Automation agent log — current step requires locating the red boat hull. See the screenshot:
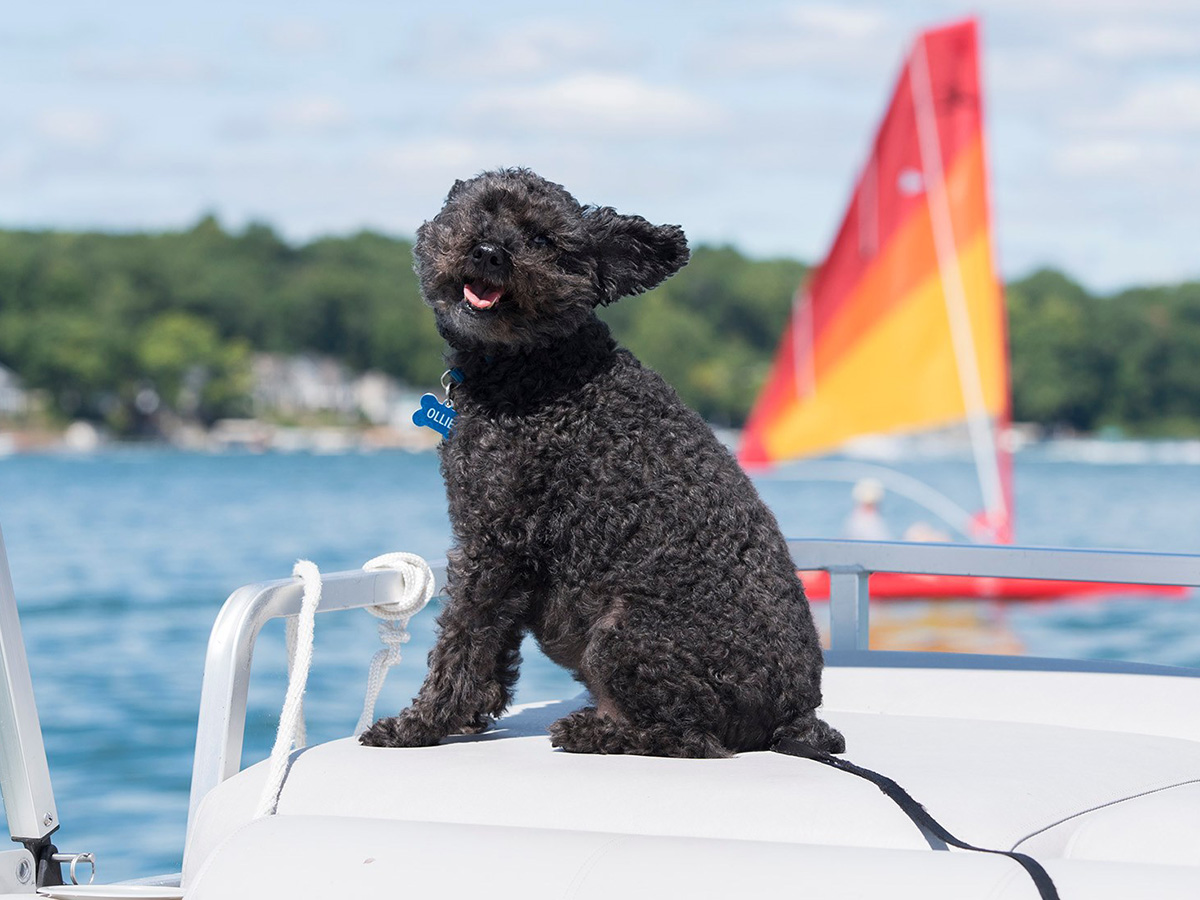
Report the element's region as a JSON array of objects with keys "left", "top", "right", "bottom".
[{"left": 799, "top": 570, "right": 1189, "bottom": 601}]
